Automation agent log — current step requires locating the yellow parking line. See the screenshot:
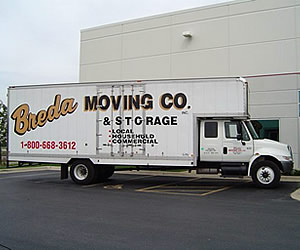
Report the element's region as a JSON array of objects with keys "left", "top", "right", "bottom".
[
  {"left": 137, "top": 182, "right": 177, "bottom": 191},
  {"left": 136, "top": 177, "right": 201, "bottom": 192},
  {"left": 135, "top": 176, "right": 240, "bottom": 196},
  {"left": 83, "top": 175, "right": 155, "bottom": 189},
  {"left": 123, "top": 175, "right": 156, "bottom": 182},
  {"left": 200, "top": 181, "right": 252, "bottom": 196},
  {"left": 156, "top": 189, "right": 214, "bottom": 192},
  {"left": 137, "top": 186, "right": 233, "bottom": 197},
  {"left": 104, "top": 184, "right": 123, "bottom": 190},
  {"left": 200, "top": 186, "right": 233, "bottom": 196},
  {"left": 83, "top": 174, "right": 240, "bottom": 197},
  {"left": 155, "top": 185, "right": 219, "bottom": 189},
  {"left": 136, "top": 189, "right": 206, "bottom": 197}
]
